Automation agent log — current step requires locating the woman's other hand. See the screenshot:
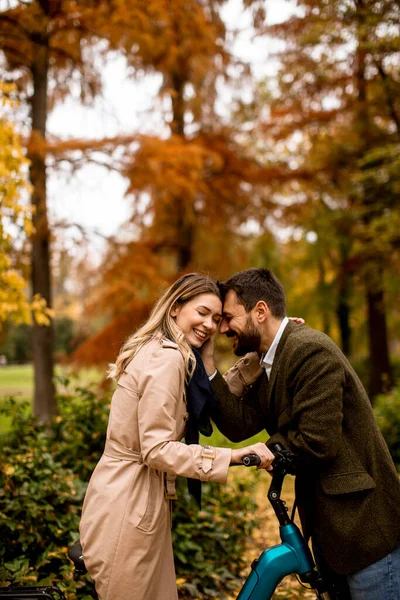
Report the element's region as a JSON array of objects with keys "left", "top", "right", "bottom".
[
  {"left": 230, "top": 442, "right": 275, "bottom": 471},
  {"left": 289, "top": 317, "right": 305, "bottom": 324}
]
